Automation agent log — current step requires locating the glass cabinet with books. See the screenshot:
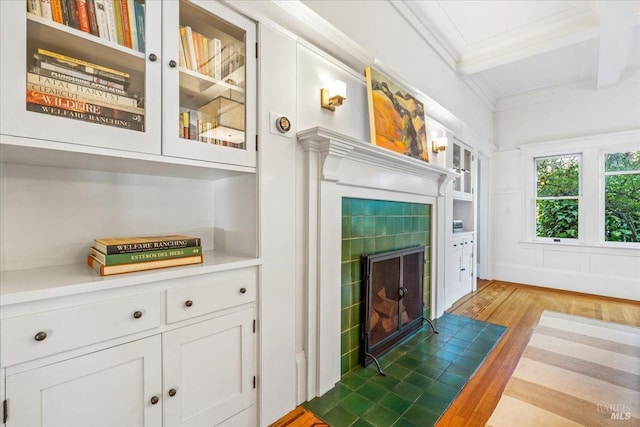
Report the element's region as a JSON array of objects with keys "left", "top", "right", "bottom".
[
  {"left": 161, "top": 0, "right": 256, "bottom": 168},
  {"left": 0, "top": 0, "right": 161, "bottom": 154},
  {"left": 1, "top": 0, "right": 256, "bottom": 168}
]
